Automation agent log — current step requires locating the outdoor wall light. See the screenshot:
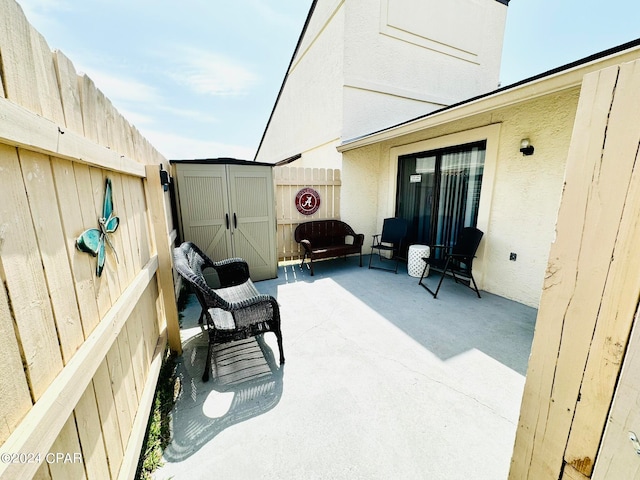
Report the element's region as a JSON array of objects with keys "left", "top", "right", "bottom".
[
  {"left": 520, "top": 138, "right": 534, "bottom": 156},
  {"left": 159, "top": 165, "right": 171, "bottom": 191}
]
